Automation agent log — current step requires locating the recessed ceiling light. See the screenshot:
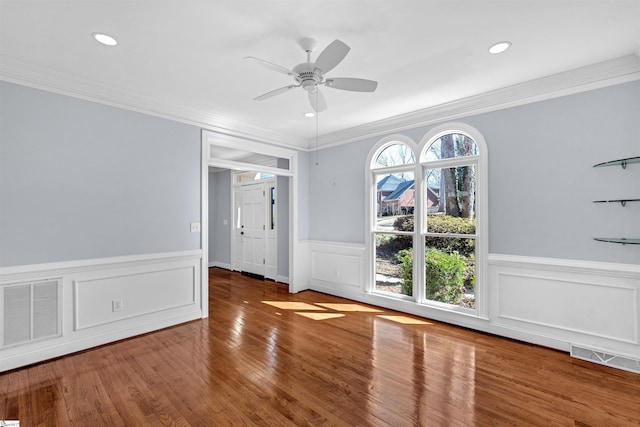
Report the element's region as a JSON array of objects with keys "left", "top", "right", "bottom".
[
  {"left": 92, "top": 32, "right": 118, "bottom": 46},
  {"left": 488, "top": 41, "right": 511, "bottom": 54},
  {"left": 304, "top": 112, "right": 316, "bottom": 118}
]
